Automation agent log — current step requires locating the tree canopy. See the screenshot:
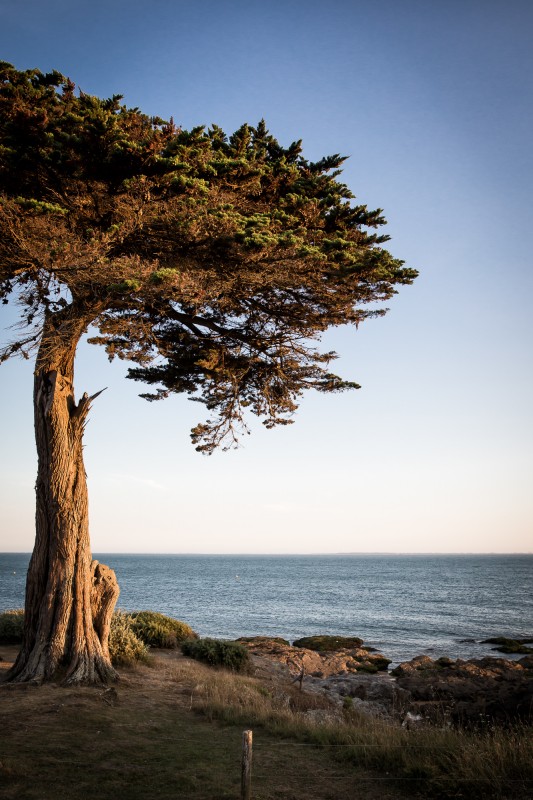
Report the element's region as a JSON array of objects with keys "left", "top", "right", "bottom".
[{"left": 0, "top": 62, "right": 417, "bottom": 451}]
